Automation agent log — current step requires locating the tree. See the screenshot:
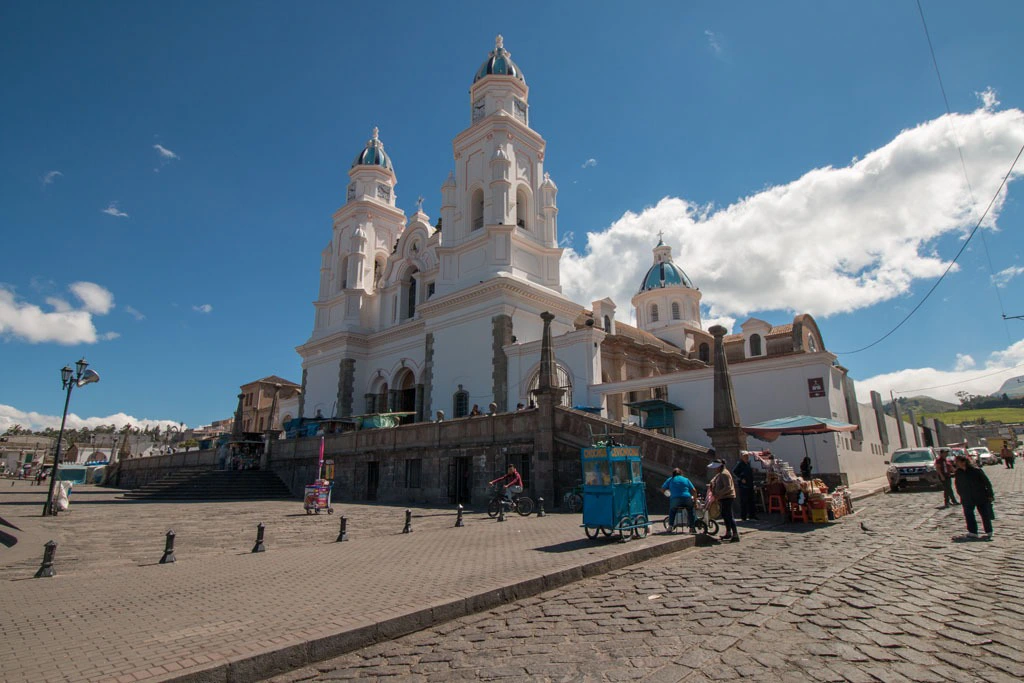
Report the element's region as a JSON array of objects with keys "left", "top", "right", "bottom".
[{"left": 3, "top": 424, "right": 24, "bottom": 436}]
